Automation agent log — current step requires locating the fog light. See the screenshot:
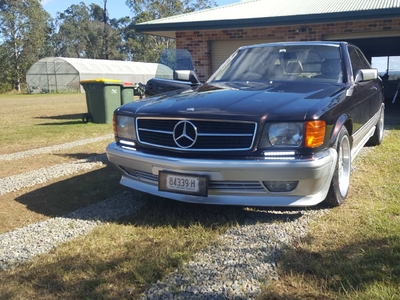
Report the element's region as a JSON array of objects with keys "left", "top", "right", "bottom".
[
  {"left": 120, "top": 140, "right": 136, "bottom": 147},
  {"left": 119, "top": 139, "right": 136, "bottom": 150},
  {"left": 263, "top": 181, "right": 298, "bottom": 192},
  {"left": 263, "top": 151, "right": 296, "bottom": 160}
]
